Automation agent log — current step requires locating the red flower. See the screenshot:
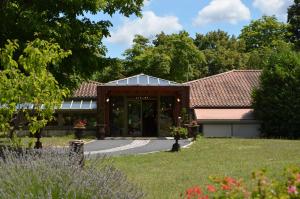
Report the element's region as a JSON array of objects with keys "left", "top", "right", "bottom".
[
  {"left": 288, "top": 185, "right": 298, "bottom": 195},
  {"left": 198, "top": 195, "right": 209, "bottom": 199},
  {"left": 224, "top": 177, "right": 237, "bottom": 185},
  {"left": 184, "top": 186, "right": 203, "bottom": 199},
  {"left": 221, "top": 184, "right": 231, "bottom": 191},
  {"left": 194, "top": 186, "right": 202, "bottom": 194},
  {"left": 74, "top": 119, "right": 87, "bottom": 128},
  {"left": 206, "top": 185, "right": 216, "bottom": 192}
]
